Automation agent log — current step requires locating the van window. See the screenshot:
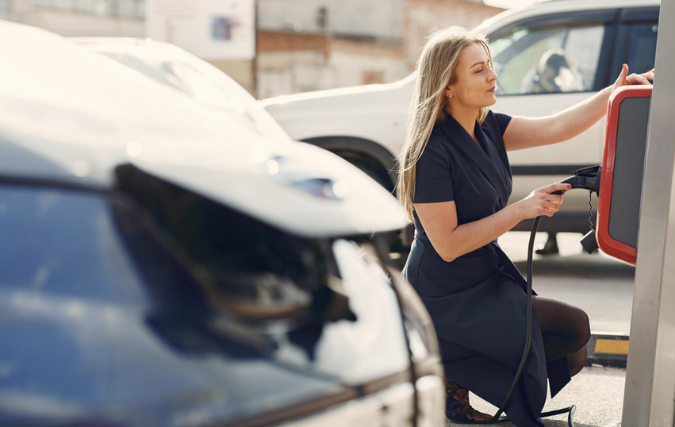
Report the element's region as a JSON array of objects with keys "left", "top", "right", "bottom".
[
  {"left": 626, "top": 23, "right": 658, "bottom": 74},
  {"left": 490, "top": 24, "right": 605, "bottom": 95}
]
